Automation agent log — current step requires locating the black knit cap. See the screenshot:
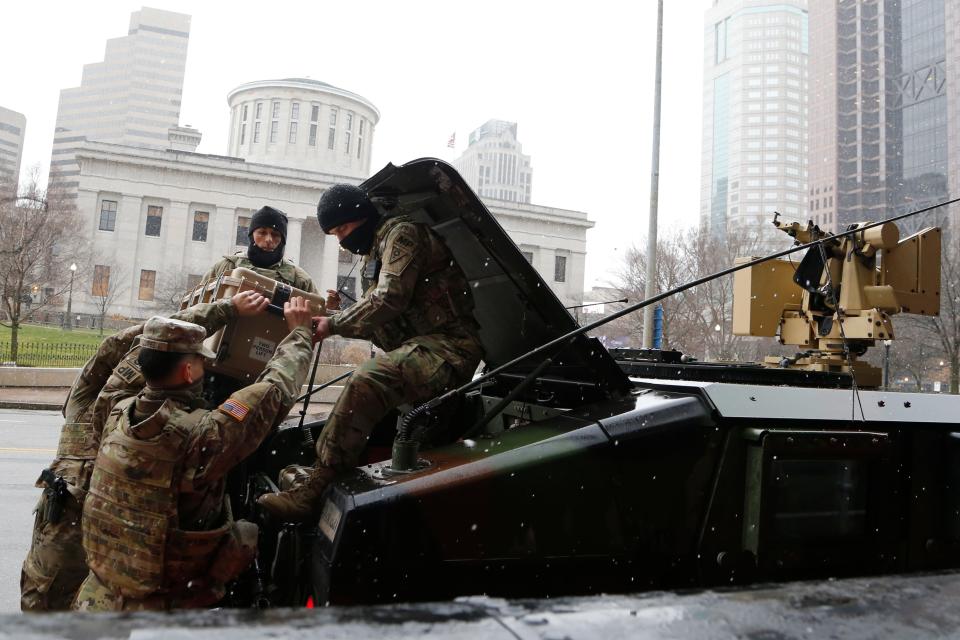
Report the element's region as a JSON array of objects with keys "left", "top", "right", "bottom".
[
  {"left": 317, "top": 184, "right": 378, "bottom": 233},
  {"left": 249, "top": 206, "right": 288, "bottom": 241}
]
